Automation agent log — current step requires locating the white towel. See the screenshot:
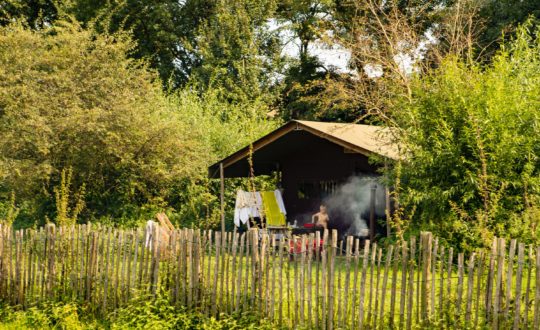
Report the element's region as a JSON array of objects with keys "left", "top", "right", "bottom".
[{"left": 234, "top": 190, "right": 263, "bottom": 227}]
